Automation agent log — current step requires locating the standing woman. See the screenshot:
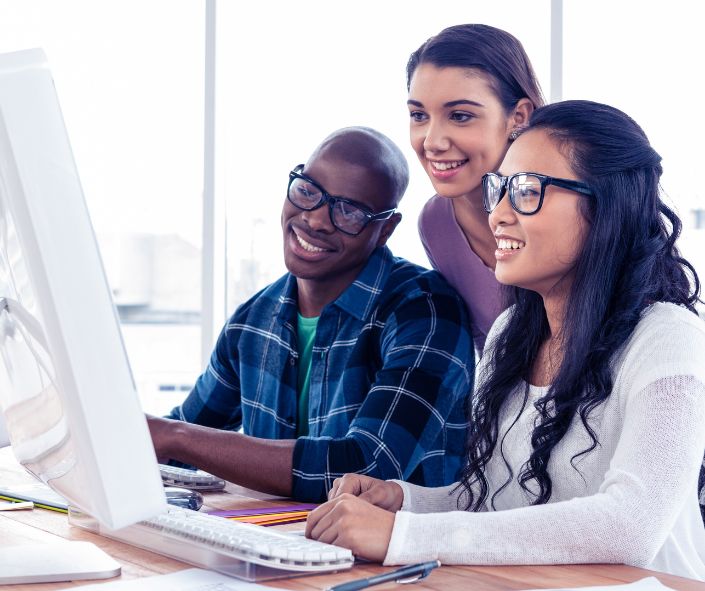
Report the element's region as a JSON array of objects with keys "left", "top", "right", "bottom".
[
  {"left": 306, "top": 101, "right": 705, "bottom": 580},
  {"left": 409, "top": 24, "right": 544, "bottom": 351}
]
